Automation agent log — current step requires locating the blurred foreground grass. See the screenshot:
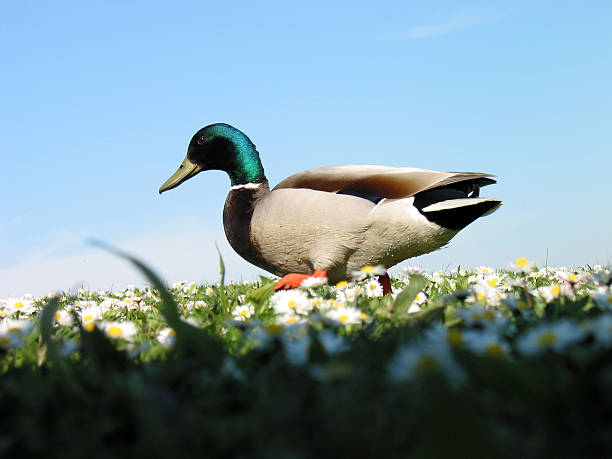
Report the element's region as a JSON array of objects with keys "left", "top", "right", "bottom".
[{"left": 1, "top": 252, "right": 612, "bottom": 458}]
